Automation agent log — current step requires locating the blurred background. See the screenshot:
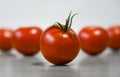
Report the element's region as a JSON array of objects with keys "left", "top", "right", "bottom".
[
  {"left": 0, "top": 0, "right": 120, "bottom": 33},
  {"left": 0, "top": 0, "right": 120, "bottom": 77}
]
